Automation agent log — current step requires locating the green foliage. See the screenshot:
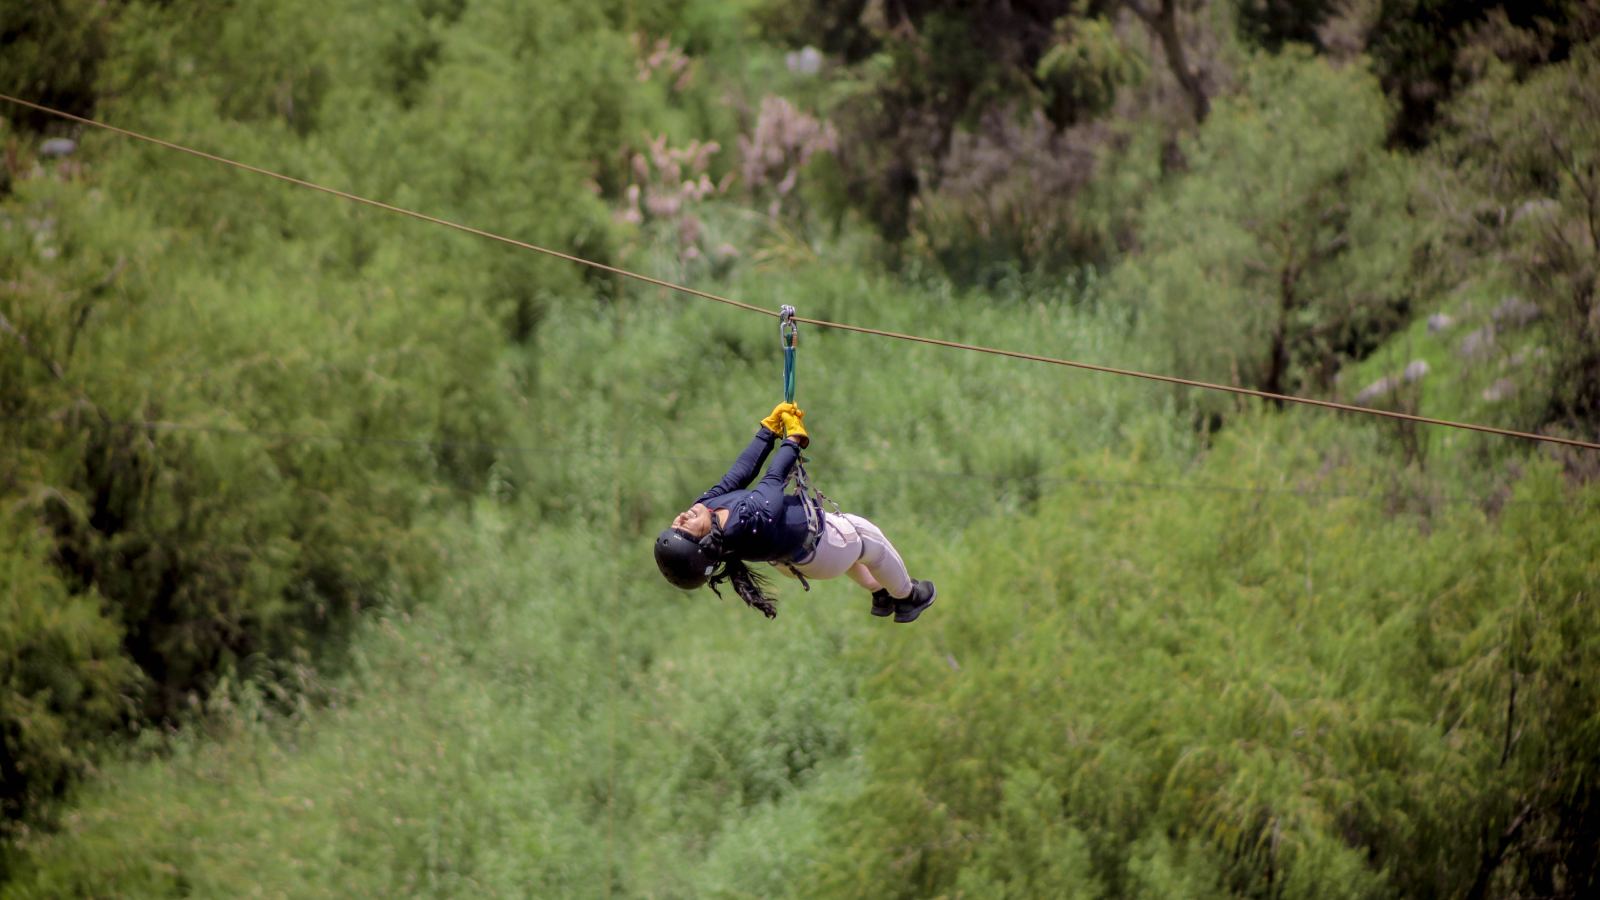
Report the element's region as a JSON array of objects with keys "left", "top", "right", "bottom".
[
  {"left": 9, "top": 265, "right": 1598, "bottom": 896},
  {"left": 766, "top": 0, "right": 1166, "bottom": 269},
  {"left": 1112, "top": 49, "right": 1418, "bottom": 407},
  {"left": 809, "top": 431, "right": 1600, "bottom": 897},
  {"left": 1, "top": 0, "right": 714, "bottom": 832},
  {"left": 0, "top": 156, "right": 466, "bottom": 826},
  {"left": 1233, "top": 0, "right": 1338, "bottom": 52},
  {"left": 0, "top": 0, "right": 120, "bottom": 129},
  {"left": 1038, "top": 15, "right": 1147, "bottom": 126},
  {"left": 6, "top": 0, "right": 1600, "bottom": 895},
  {"left": 1427, "top": 40, "right": 1600, "bottom": 438},
  {"left": 0, "top": 510, "right": 858, "bottom": 896},
  {"left": 0, "top": 206, "right": 1168, "bottom": 893},
  {"left": 0, "top": 513, "right": 137, "bottom": 834},
  {"left": 909, "top": 113, "right": 1165, "bottom": 283},
  {"left": 1367, "top": 0, "right": 1598, "bottom": 146},
  {"left": 952, "top": 767, "right": 1106, "bottom": 899}
]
